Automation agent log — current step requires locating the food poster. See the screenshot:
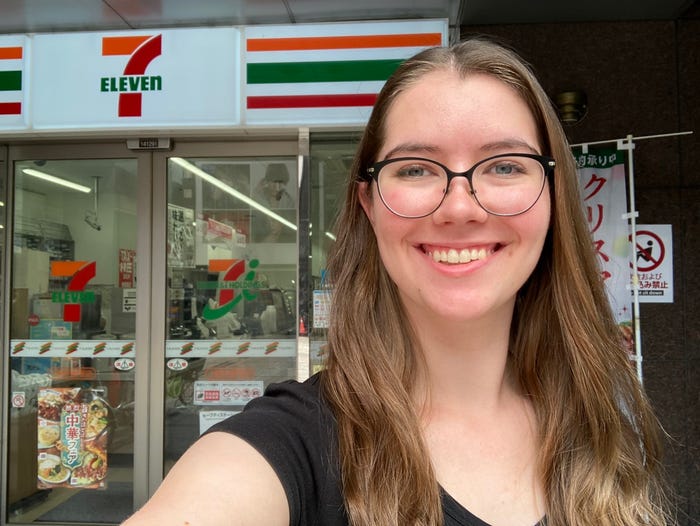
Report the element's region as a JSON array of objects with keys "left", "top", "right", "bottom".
[{"left": 37, "top": 387, "right": 109, "bottom": 489}]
